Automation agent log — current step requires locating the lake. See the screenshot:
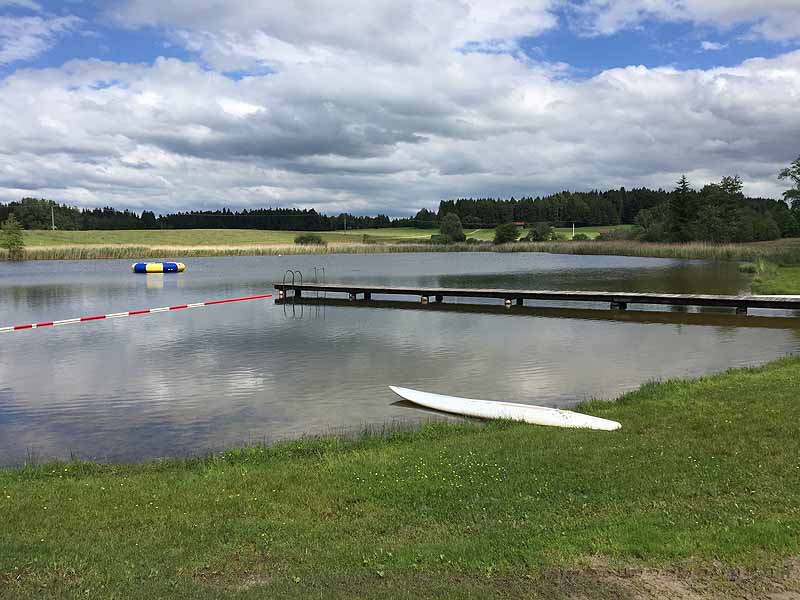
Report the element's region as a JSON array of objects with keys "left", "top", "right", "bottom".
[{"left": 1, "top": 252, "right": 799, "bottom": 465}]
